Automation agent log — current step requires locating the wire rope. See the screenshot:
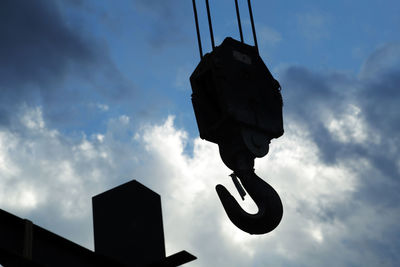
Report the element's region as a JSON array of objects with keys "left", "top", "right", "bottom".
[
  {"left": 234, "top": 0, "right": 244, "bottom": 43},
  {"left": 192, "top": 0, "right": 203, "bottom": 59}
]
